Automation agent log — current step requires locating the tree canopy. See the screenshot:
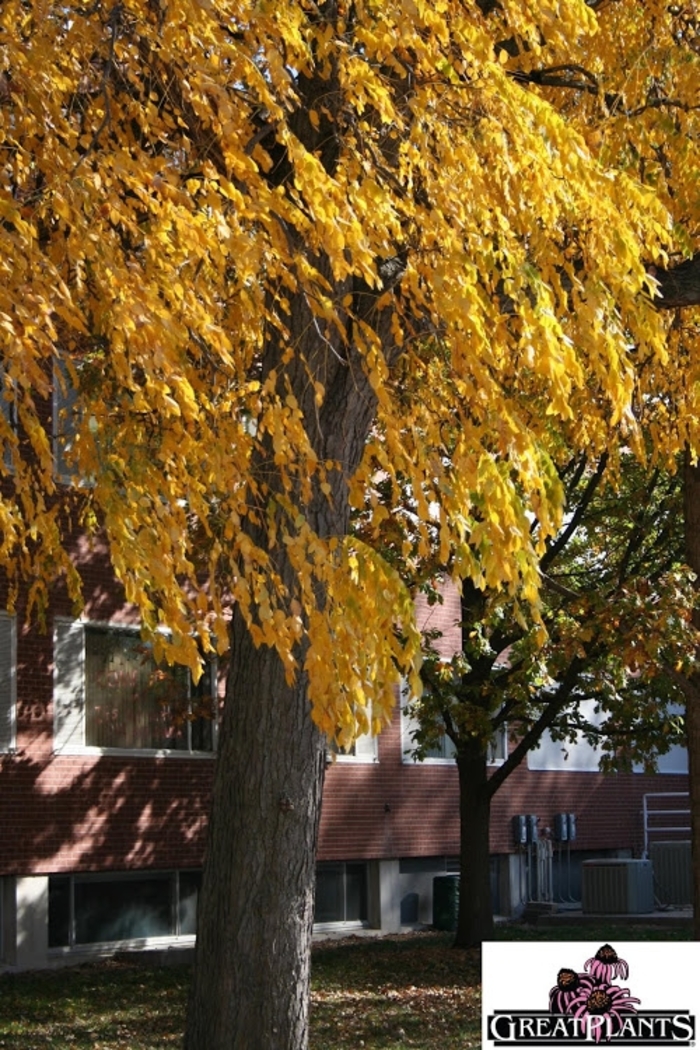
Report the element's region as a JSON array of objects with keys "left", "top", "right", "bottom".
[
  {"left": 2, "top": 1, "right": 699, "bottom": 733},
  {"left": 407, "top": 452, "right": 694, "bottom": 776}
]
